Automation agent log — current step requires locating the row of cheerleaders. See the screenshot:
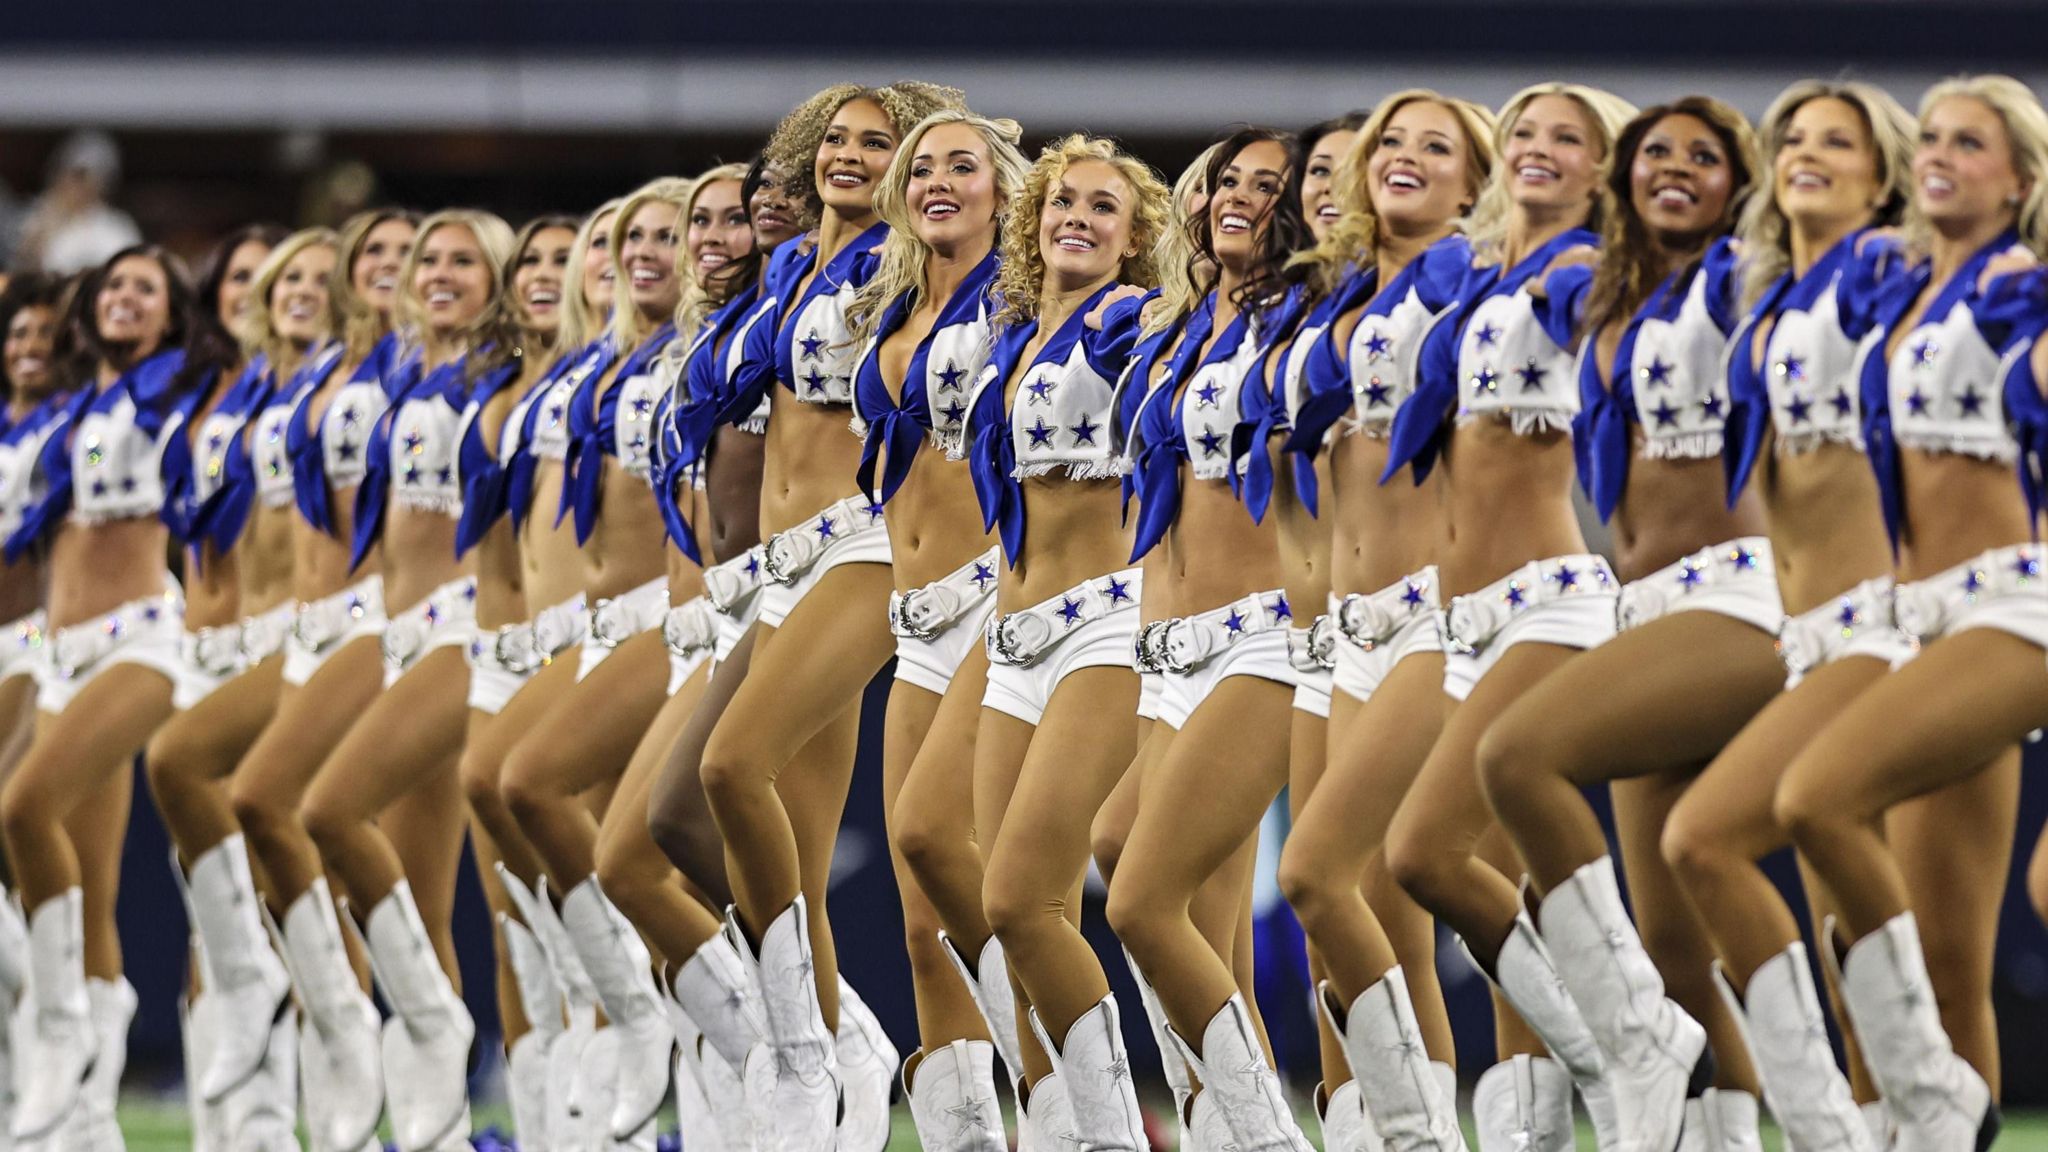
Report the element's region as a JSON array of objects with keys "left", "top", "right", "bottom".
[{"left": 0, "top": 69, "right": 2043, "bottom": 1152}]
